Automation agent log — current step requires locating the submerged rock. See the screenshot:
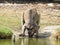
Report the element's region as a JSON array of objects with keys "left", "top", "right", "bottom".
[{"left": 37, "top": 32, "right": 51, "bottom": 38}]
